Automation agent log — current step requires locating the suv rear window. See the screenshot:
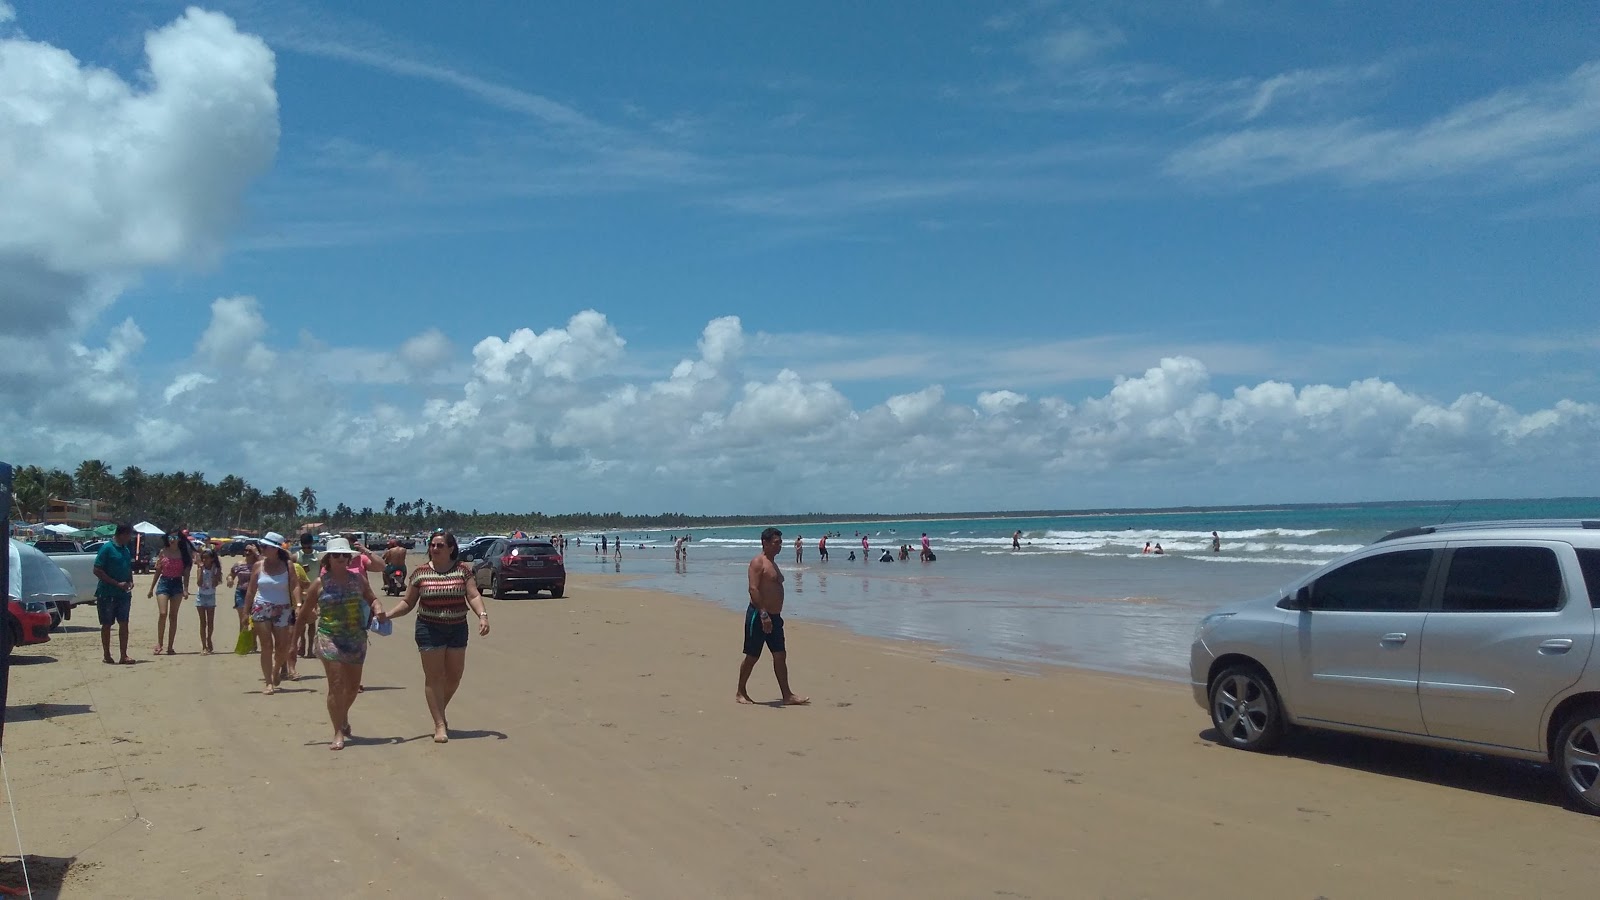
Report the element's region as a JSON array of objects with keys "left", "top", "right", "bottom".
[
  {"left": 1309, "top": 549, "right": 1432, "bottom": 612},
  {"left": 510, "top": 543, "right": 555, "bottom": 556},
  {"left": 1578, "top": 549, "right": 1600, "bottom": 609},
  {"left": 1440, "top": 546, "right": 1563, "bottom": 612}
]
